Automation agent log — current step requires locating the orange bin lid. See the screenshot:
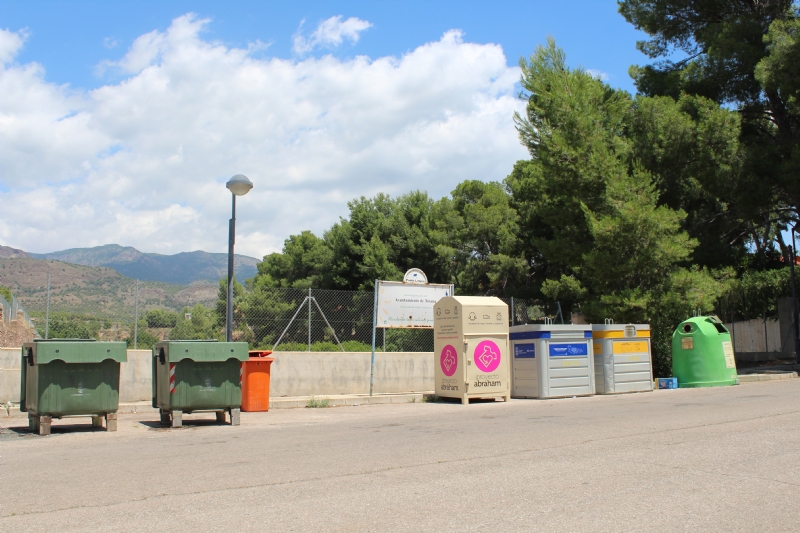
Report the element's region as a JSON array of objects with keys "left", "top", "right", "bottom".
[{"left": 248, "top": 350, "right": 273, "bottom": 357}]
